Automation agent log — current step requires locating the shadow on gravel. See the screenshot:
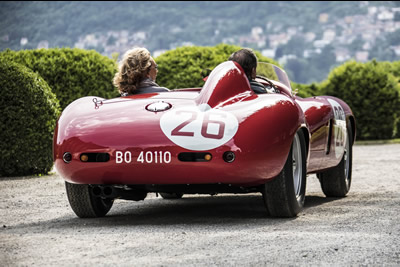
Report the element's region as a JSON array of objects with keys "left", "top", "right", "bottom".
[
  {"left": 19, "top": 194, "right": 344, "bottom": 230},
  {"left": 107, "top": 194, "right": 341, "bottom": 223},
  {"left": 111, "top": 194, "right": 267, "bottom": 220},
  {"left": 6, "top": 194, "right": 346, "bottom": 232},
  {"left": 61, "top": 195, "right": 273, "bottom": 228},
  {"left": 304, "top": 195, "right": 341, "bottom": 209}
]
